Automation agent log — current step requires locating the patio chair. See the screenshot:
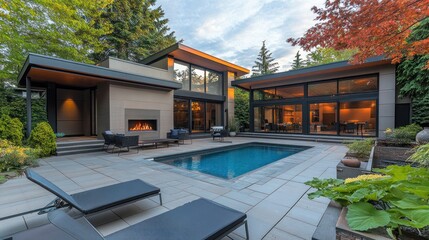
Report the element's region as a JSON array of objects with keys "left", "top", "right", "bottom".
[
  {"left": 112, "top": 135, "right": 139, "bottom": 155},
  {"left": 213, "top": 129, "right": 228, "bottom": 142},
  {"left": 6, "top": 198, "right": 249, "bottom": 240},
  {"left": 167, "top": 129, "right": 192, "bottom": 144},
  {"left": 24, "top": 169, "right": 162, "bottom": 215},
  {"left": 102, "top": 131, "right": 115, "bottom": 151}
]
